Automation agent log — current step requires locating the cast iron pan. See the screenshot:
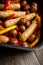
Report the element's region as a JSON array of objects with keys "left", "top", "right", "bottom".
[{"left": 0, "top": 0, "right": 43, "bottom": 51}]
